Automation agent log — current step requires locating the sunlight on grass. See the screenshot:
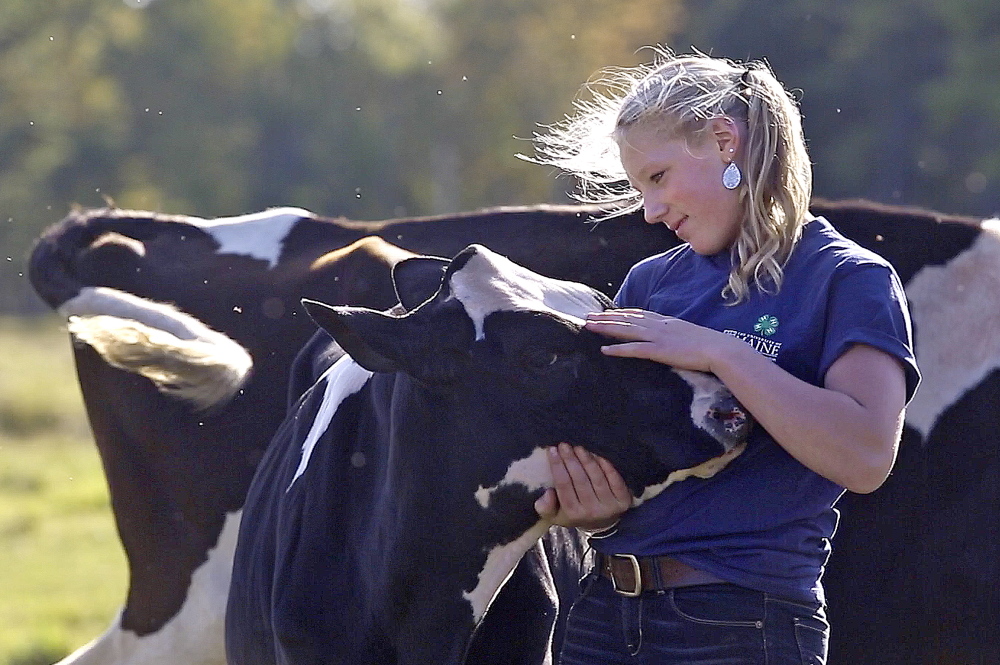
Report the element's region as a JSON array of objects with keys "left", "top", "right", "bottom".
[{"left": 0, "top": 317, "right": 127, "bottom": 665}]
